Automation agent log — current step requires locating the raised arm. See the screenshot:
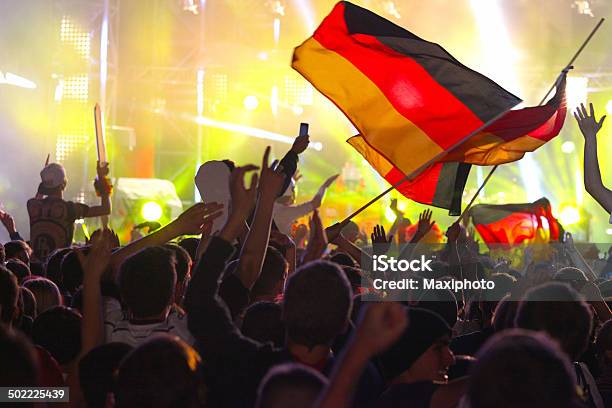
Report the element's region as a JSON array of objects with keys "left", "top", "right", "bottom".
[
  {"left": 0, "top": 210, "right": 24, "bottom": 241},
  {"left": 236, "top": 148, "right": 286, "bottom": 289},
  {"left": 84, "top": 162, "right": 112, "bottom": 218},
  {"left": 110, "top": 202, "right": 223, "bottom": 273},
  {"left": 277, "top": 133, "right": 309, "bottom": 196},
  {"left": 574, "top": 103, "right": 612, "bottom": 214}
]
